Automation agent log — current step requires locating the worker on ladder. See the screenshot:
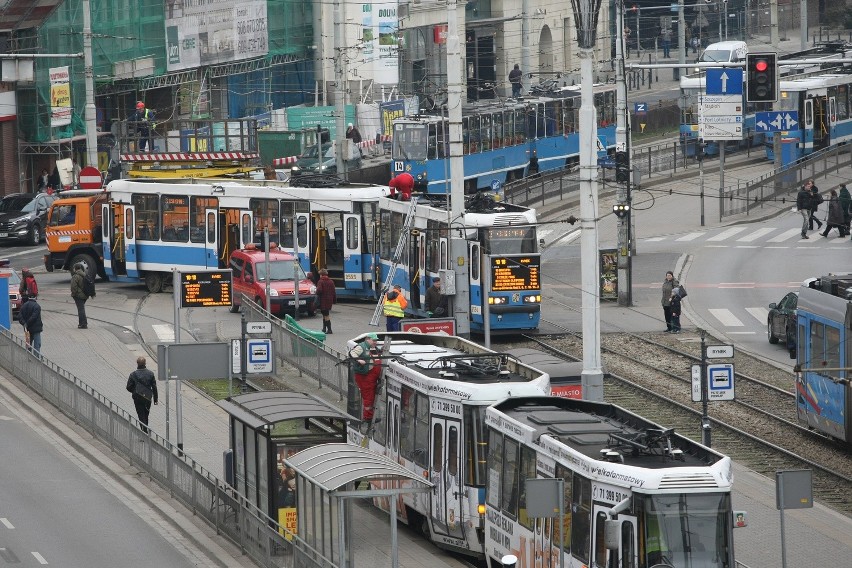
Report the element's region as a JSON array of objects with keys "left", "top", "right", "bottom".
[
  {"left": 383, "top": 284, "right": 407, "bottom": 332},
  {"left": 389, "top": 172, "right": 414, "bottom": 200}
]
